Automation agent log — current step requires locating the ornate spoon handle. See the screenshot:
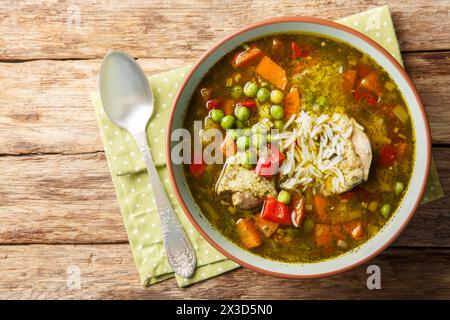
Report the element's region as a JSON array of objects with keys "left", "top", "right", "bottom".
[{"left": 133, "top": 131, "right": 196, "bottom": 278}]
